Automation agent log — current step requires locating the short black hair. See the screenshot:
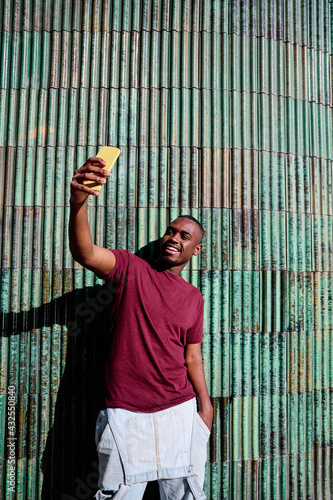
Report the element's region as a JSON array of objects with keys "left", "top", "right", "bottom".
[{"left": 175, "top": 214, "right": 204, "bottom": 241}]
